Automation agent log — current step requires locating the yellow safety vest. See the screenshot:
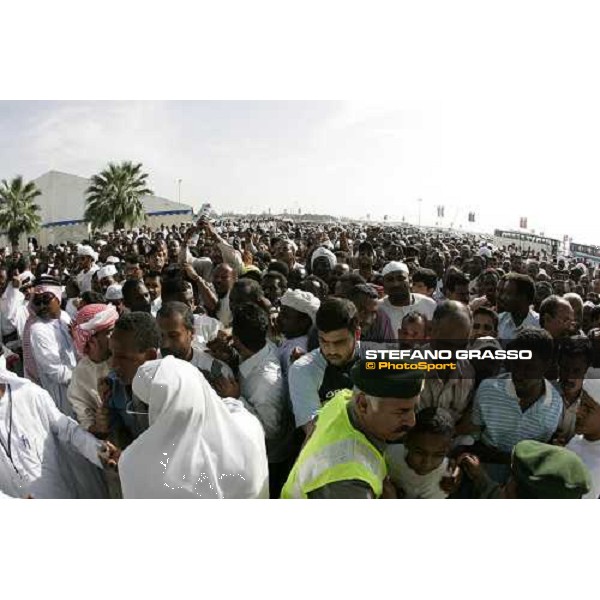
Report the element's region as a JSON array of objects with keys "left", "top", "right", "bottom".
[{"left": 281, "top": 389, "right": 387, "bottom": 499}]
